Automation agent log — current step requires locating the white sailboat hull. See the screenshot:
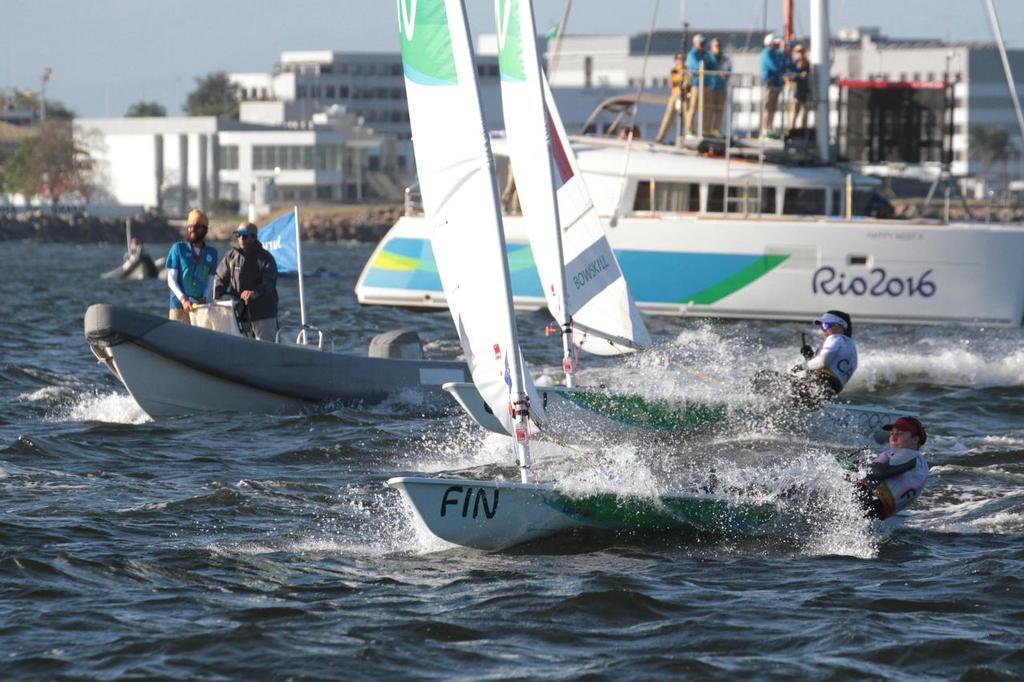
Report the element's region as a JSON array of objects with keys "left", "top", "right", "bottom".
[
  {"left": 443, "top": 381, "right": 895, "bottom": 444},
  {"left": 389, "top": 475, "right": 910, "bottom": 551},
  {"left": 387, "top": 476, "right": 784, "bottom": 551}
]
